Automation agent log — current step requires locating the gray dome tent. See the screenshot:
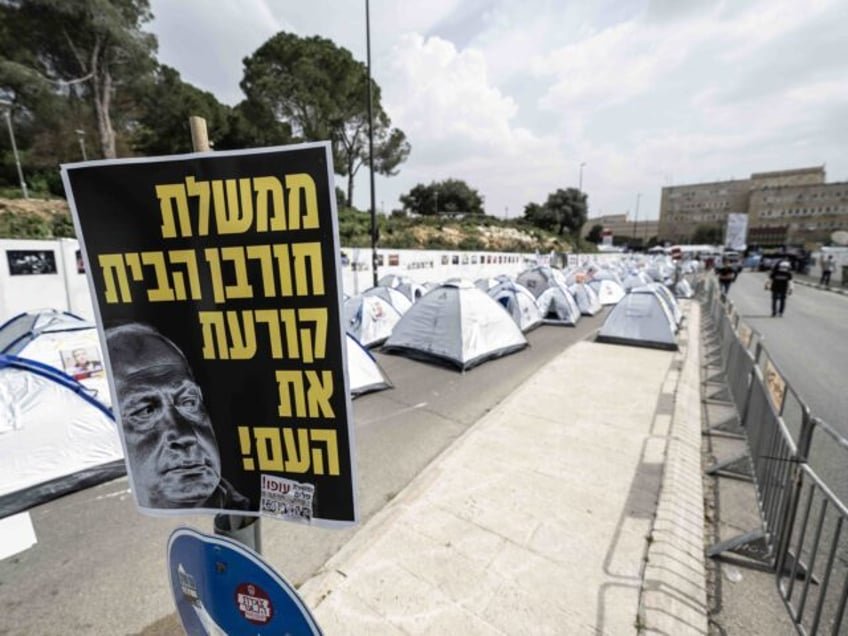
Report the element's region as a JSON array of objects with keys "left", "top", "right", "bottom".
[
  {"left": 516, "top": 266, "right": 568, "bottom": 299},
  {"left": 486, "top": 280, "right": 543, "bottom": 332},
  {"left": 536, "top": 285, "right": 581, "bottom": 326},
  {"left": 596, "top": 289, "right": 678, "bottom": 350},
  {"left": 382, "top": 280, "right": 528, "bottom": 370}
]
